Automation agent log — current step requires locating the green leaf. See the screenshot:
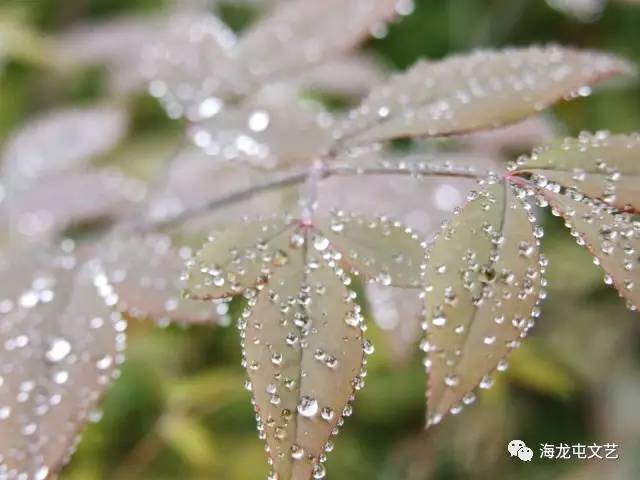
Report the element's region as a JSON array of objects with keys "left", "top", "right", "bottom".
[
  {"left": 422, "top": 180, "right": 544, "bottom": 427},
  {"left": 241, "top": 233, "right": 365, "bottom": 480},
  {"left": 336, "top": 46, "right": 632, "bottom": 146},
  {"left": 317, "top": 211, "right": 427, "bottom": 288},
  {"left": 512, "top": 132, "right": 640, "bottom": 211}
]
